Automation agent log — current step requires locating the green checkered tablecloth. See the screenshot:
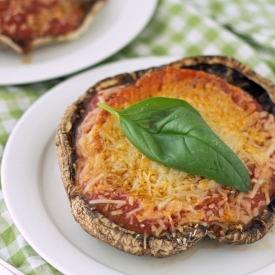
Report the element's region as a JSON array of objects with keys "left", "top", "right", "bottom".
[
  {"left": 1, "top": 0, "right": 275, "bottom": 274},
  {"left": 185, "top": 0, "right": 275, "bottom": 71}
]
